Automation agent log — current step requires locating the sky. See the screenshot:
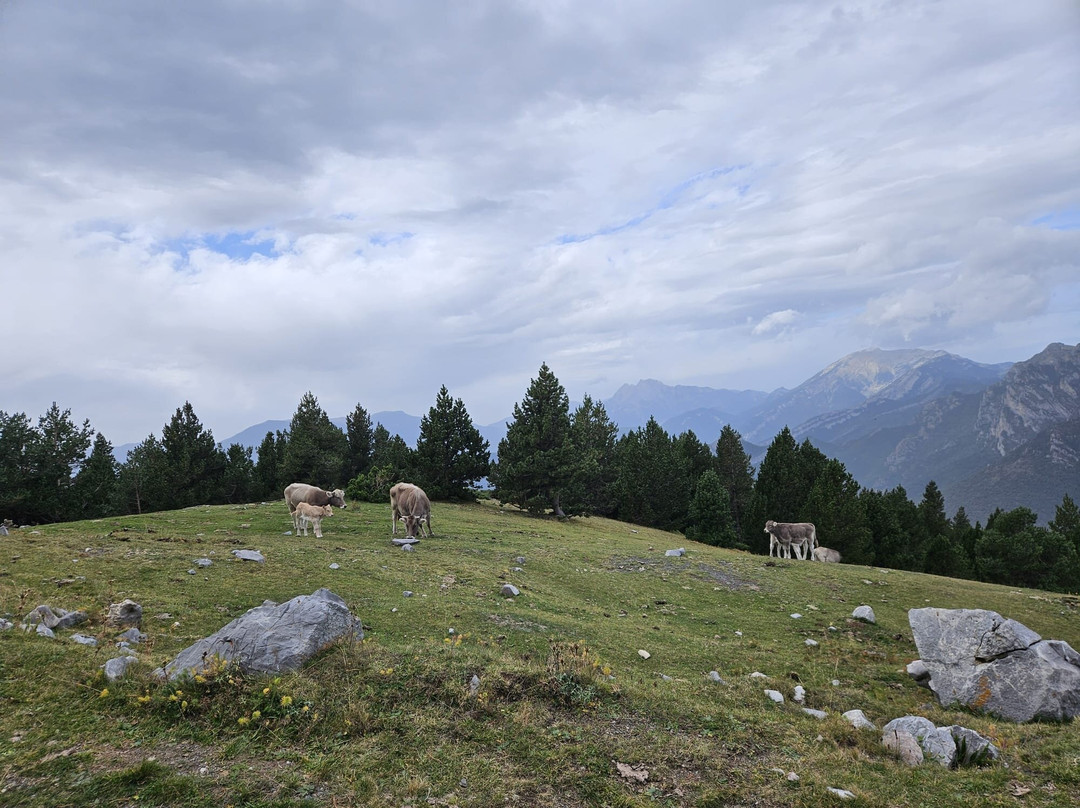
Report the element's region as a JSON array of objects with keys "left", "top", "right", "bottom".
[{"left": 2, "top": 0, "right": 1079, "bottom": 447}]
